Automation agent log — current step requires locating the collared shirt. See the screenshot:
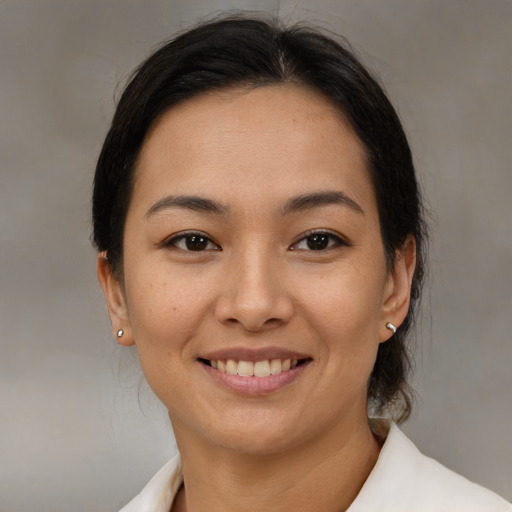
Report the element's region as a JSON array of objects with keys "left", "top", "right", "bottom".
[{"left": 119, "top": 420, "right": 511, "bottom": 512}]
